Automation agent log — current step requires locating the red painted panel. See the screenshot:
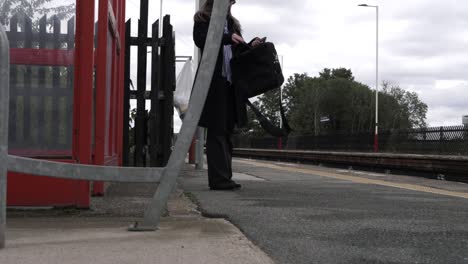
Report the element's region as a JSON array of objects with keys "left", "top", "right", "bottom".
[
  {"left": 69, "top": 0, "right": 96, "bottom": 207},
  {"left": 7, "top": 0, "right": 128, "bottom": 208},
  {"left": 6, "top": 0, "right": 101, "bottom": 209},
  {"left": 7, "top": 160, "right": 90, "bottom": 207},
  {"left": 92, "top": 0, "right": 125, "bottom": 196},
  {"left": 92, "top": 0, "right": 110, "bottom": 197},
  {"left": 8, "top": 149, "right": 72, "bottom": 158},
  {"left": 10, "top": 48, "right": 74, "bottom": 66}
]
